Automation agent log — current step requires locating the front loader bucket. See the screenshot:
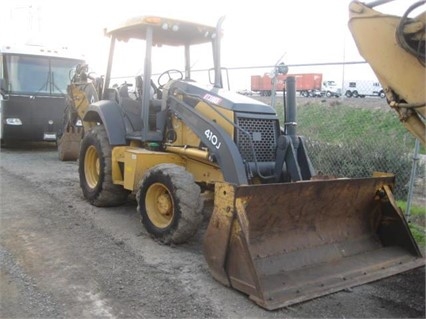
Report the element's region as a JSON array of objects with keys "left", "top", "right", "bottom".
[
  {"left": 57, "top": 126, "right": 83, "bottom": 161},
  {"left": 203, "top": 175, "right": 424, "bottom": 310}
]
